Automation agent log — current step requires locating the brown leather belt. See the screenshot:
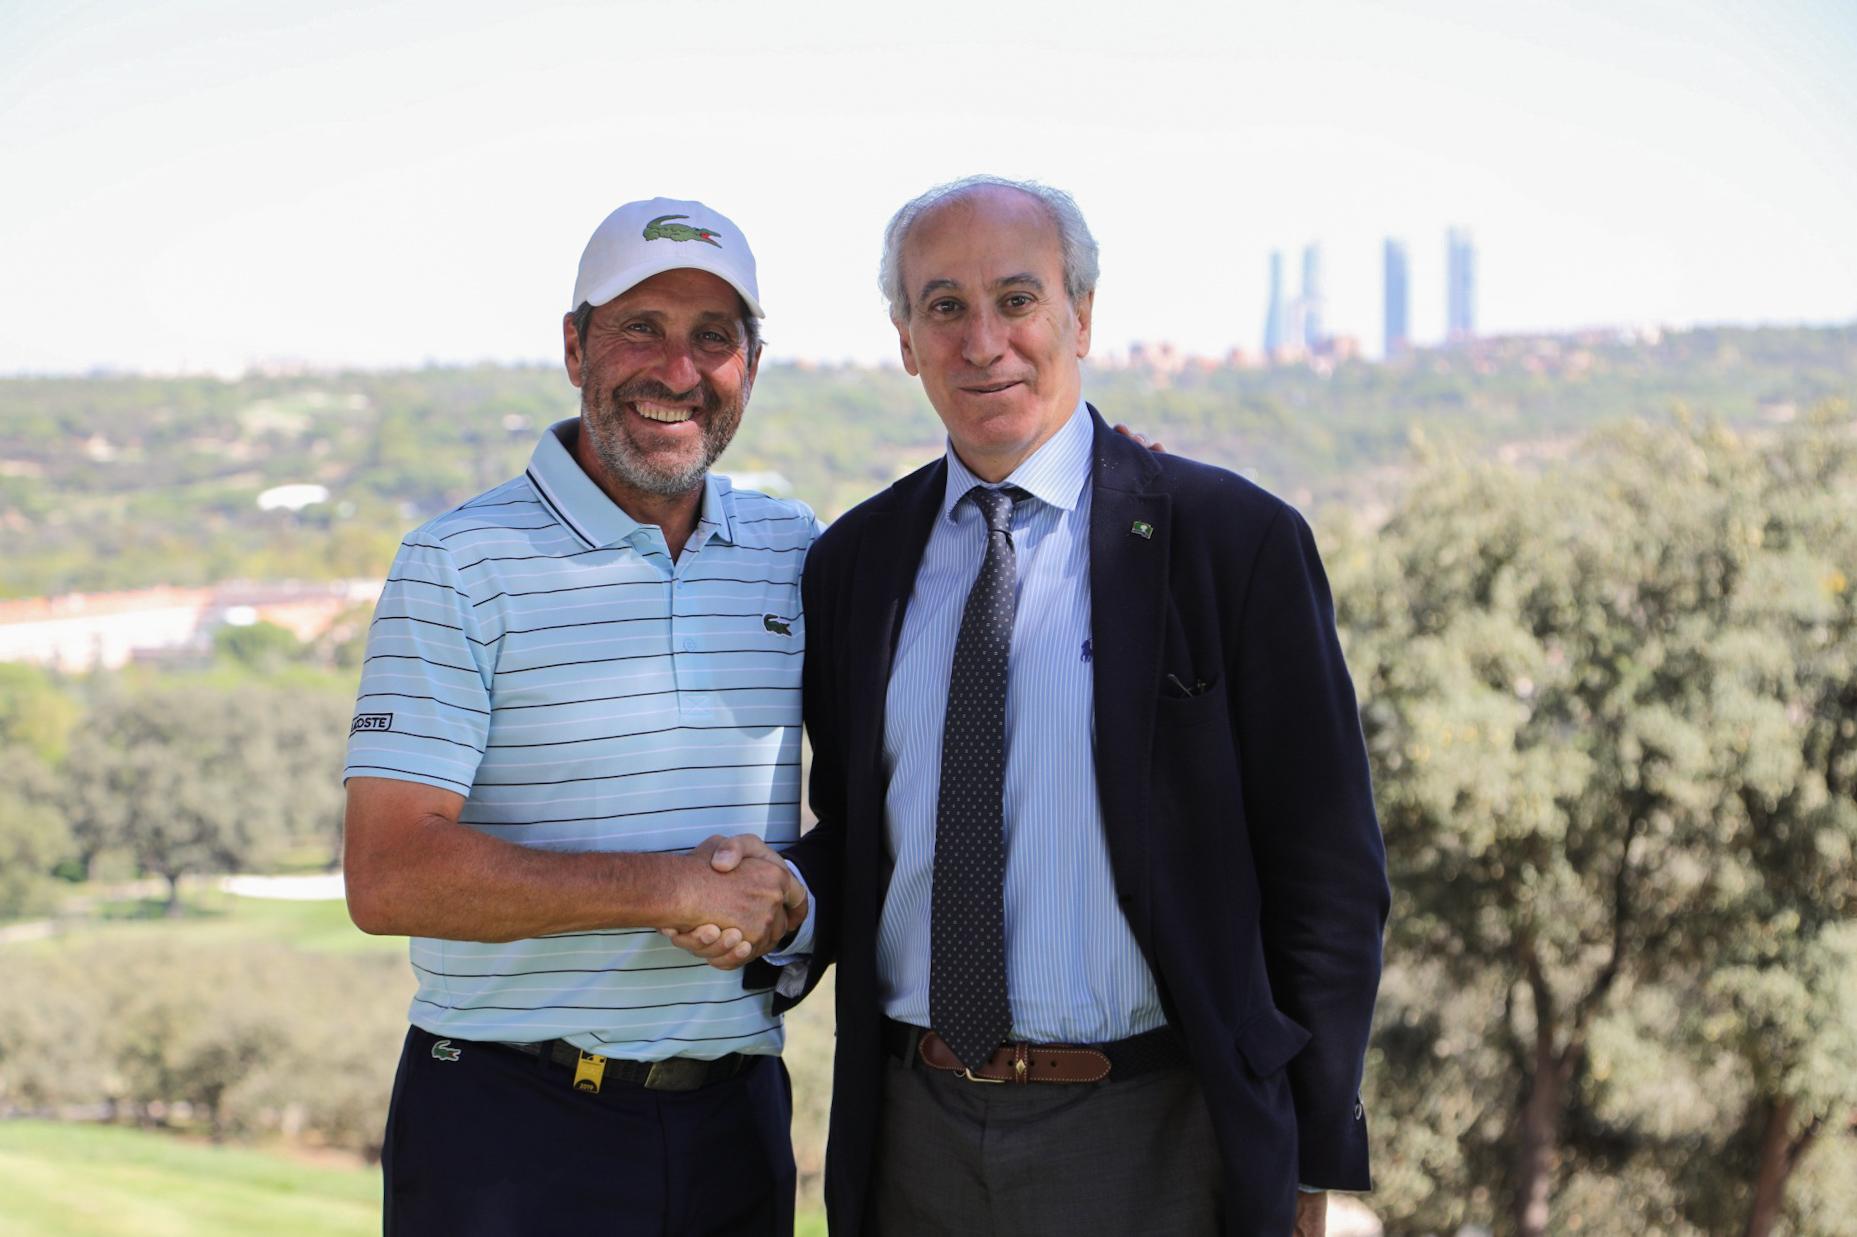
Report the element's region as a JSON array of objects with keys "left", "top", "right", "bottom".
[{"left": 881, "top": 1017, "right": 1185, "bottom": 1085}]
